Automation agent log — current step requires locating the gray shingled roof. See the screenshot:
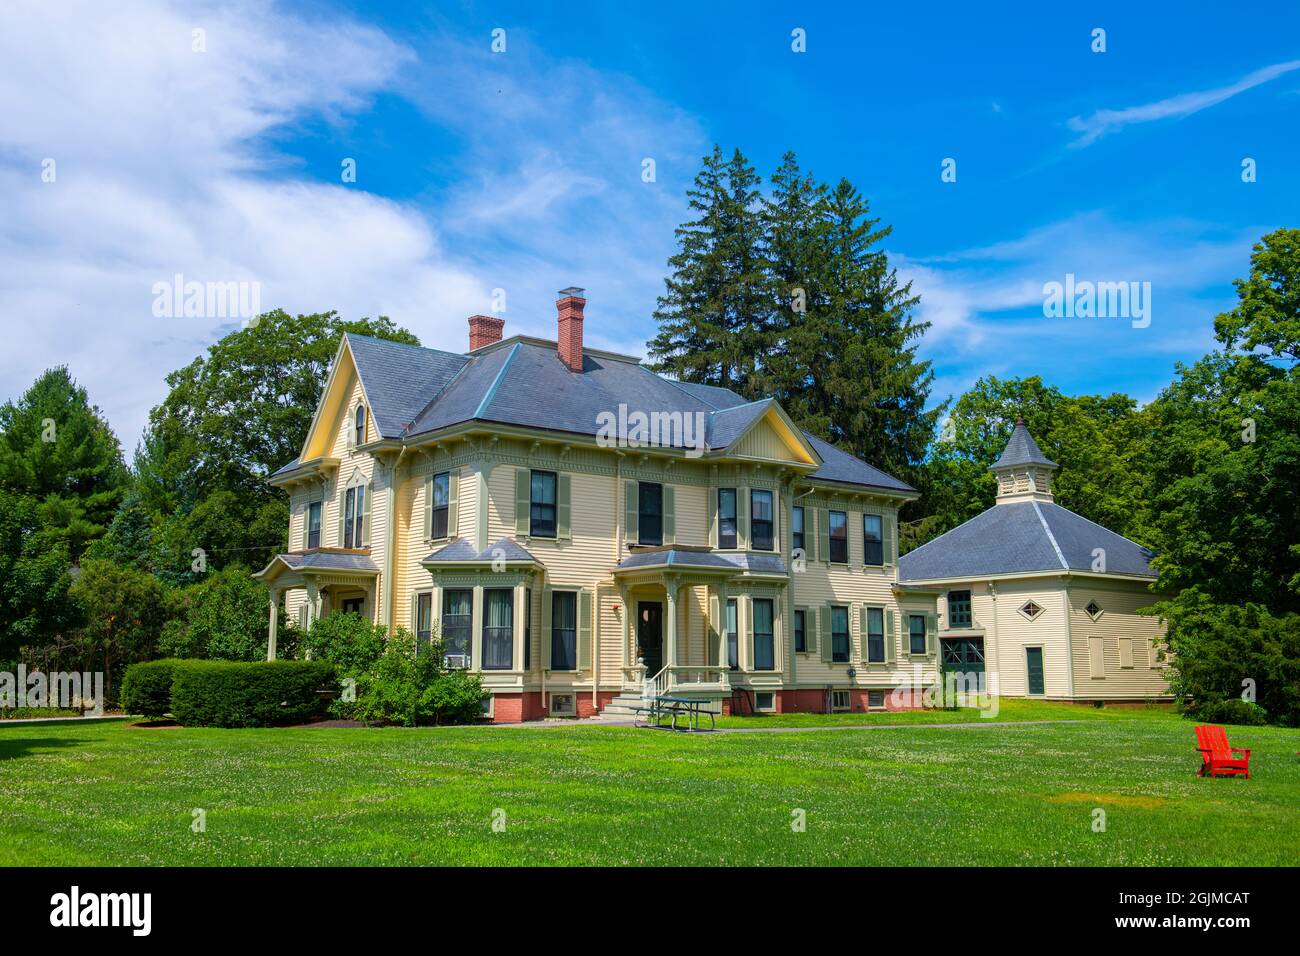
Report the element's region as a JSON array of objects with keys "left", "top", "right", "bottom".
[
  {"left": 992, "top": 420, "right": 1057, "bottom": 470},
  {"left": 615, "top": 548, "right": 787, "bottom": 575},
  {"left": 260, "top": 551, "right": 380, "bottom": 574},
  {"left": 422, "top": 537, "right": 540, "bottom": 565},
  {"left": 898, "top": 501, "right": 1156, "bottom": 581},
  {"left": 346, "top": 334, "right": 468, "bottom": 438},
  {"left": 283, "top": 334, "right": 911, "bottom": 494}
]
